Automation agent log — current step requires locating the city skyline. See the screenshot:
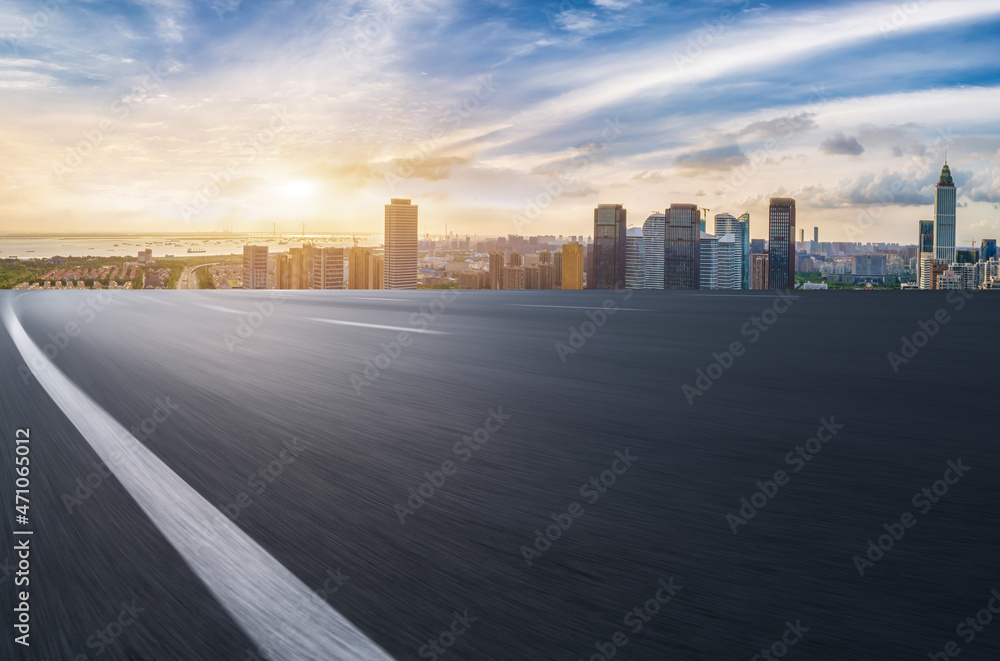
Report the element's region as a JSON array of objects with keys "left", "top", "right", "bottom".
[{"left": 1, "top": 1, "right": 999, "bottom": 242}]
